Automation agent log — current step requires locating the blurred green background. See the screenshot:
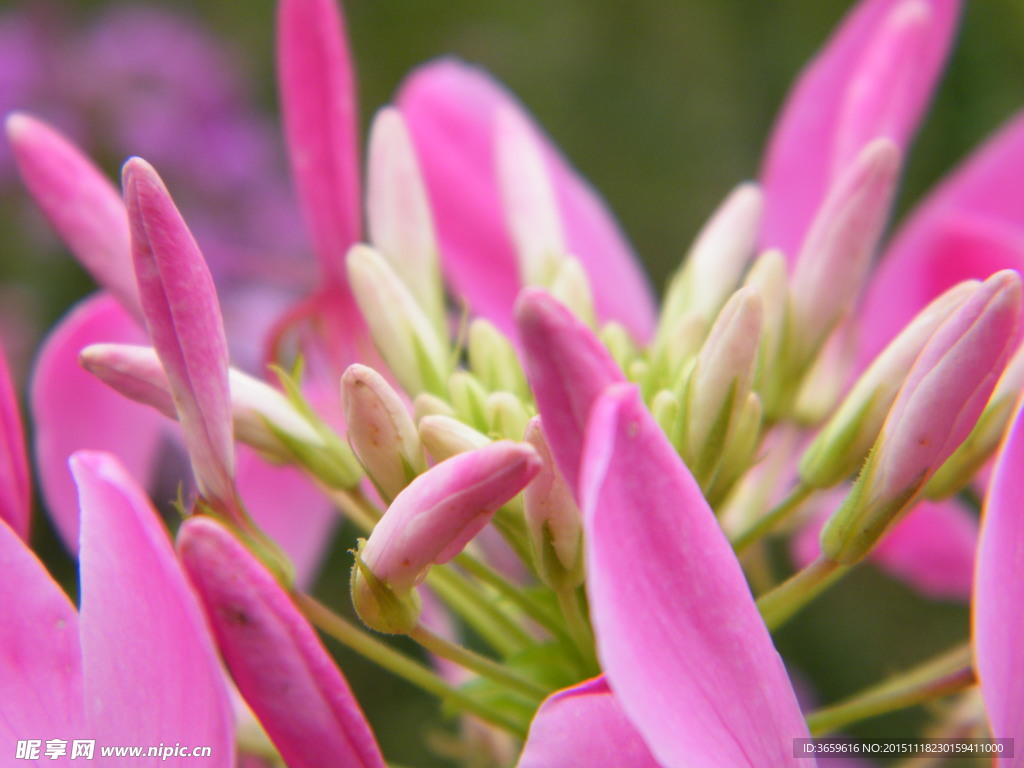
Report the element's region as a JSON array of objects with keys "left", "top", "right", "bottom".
[{"left": 2, "top": 0, "right": 1020, "bottom": 765}]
